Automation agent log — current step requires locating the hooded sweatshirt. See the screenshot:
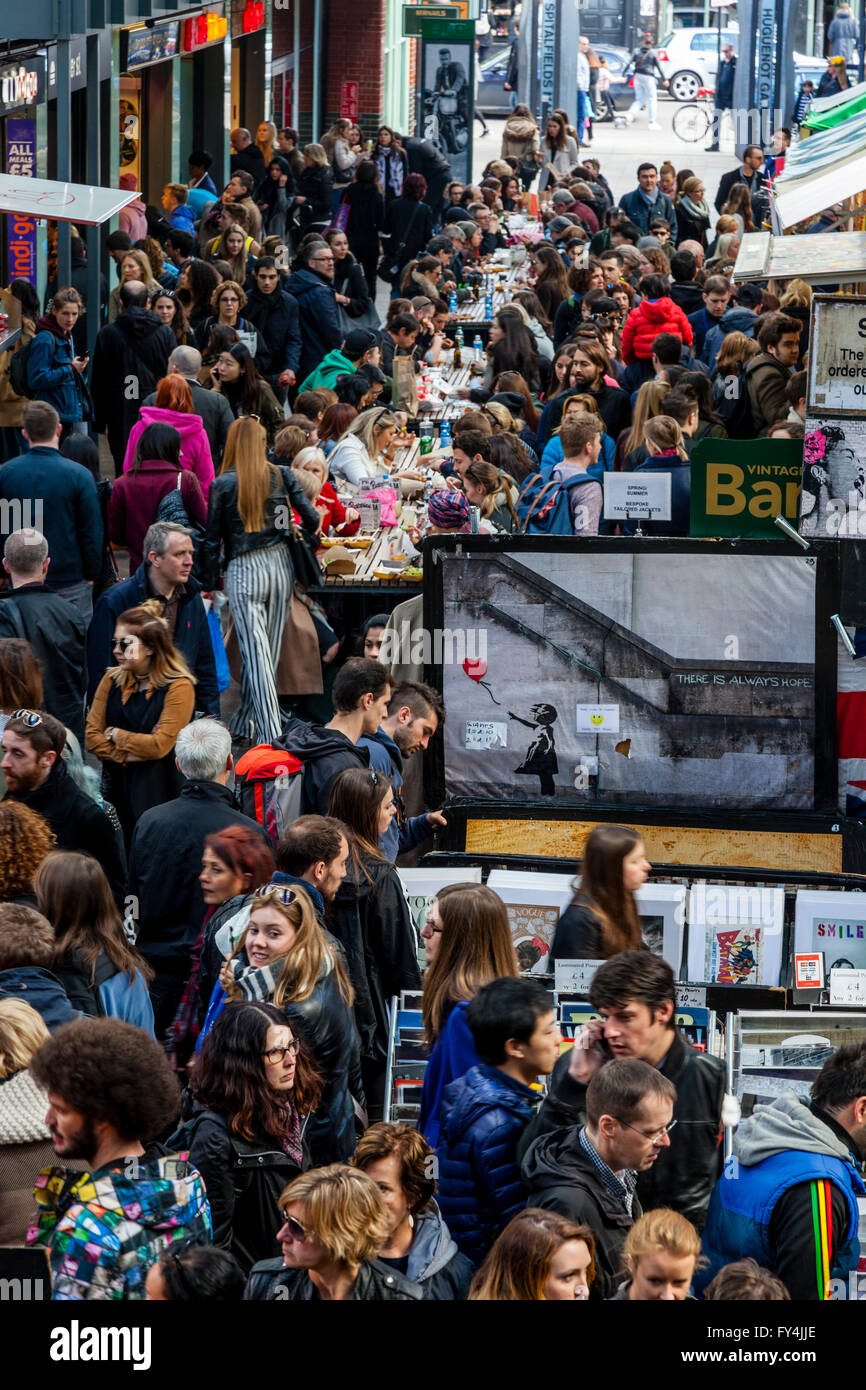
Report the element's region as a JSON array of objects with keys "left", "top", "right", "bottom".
[
  {"left": 297, "top": 347, "right": 356, "bottom": 395},
  {"left": 702, "top": 305, "right": 758, "bottom": 373},
  {"left": 698, "top": 1094, "right": 865, "bottom": 1300},
  {"left": 621, "top": 296, "right": 694, "bottom": 363},
  {"left": 380, "top": 1201, "right": 474, "bottom": 1300},
  {"left": 277, "top": 715, "right": 370, "bottom": 815},
  {"left": 28, "top": 1153, "right": 212, "bottom": 1299},
  {"left": 121, "top": 404, "right": 216, "bottom": 498}
]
